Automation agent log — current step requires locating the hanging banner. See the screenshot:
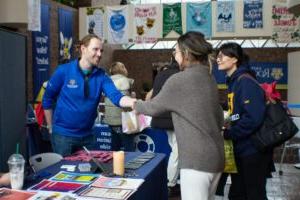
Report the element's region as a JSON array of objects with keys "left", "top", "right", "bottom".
[
  {"left": 107, "top": 6, "right": 129, "bottom": 44},
  {"left": 186, "top": 2, "right": 212, "bottom": 38},
  {"left": 86, "top": 7, "right": 105, "bottom": 39},
  {"left": 272, "top": 1, "right": 300, "bottom": 43},
  {"left": 163, "top": 3, "right": 182, "bottom": 37},
  {"left": 243, "top": 0, "right": 263, "bottom": 29},
  {"left": 32, "top": 3, "right": 50, "bottom": 98},
  {"left": 213, "top": 62, "right": 287, "bottom": 89},
  {"left": 58, "top": 8, "right": 73, "bottom": 63},
  {"left": 28, "top": 0, "right": 41, "bottom": 31},
  {"left": 133, "top": 5, "right": 160, "bottom": 43},
  {"left": 217, "top": 1, "right": 235, "bottom": 32}
]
